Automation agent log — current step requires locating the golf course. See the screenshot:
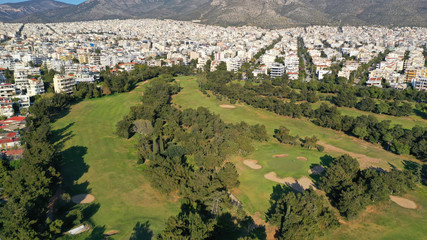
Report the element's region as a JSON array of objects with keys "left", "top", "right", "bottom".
[{"left": 53, "top": 76, "right": 427, "bottom": 239}]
